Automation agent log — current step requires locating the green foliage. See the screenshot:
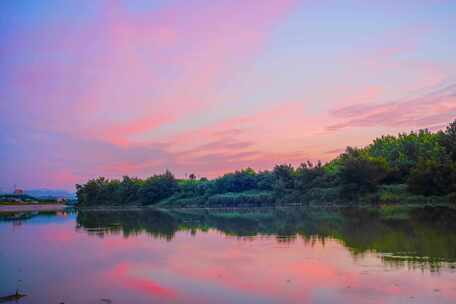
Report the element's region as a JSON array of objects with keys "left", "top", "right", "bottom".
[
  {"left": 76, "top": 119, "right": 456, "bottom": 207},
  {"left": 272, "top": 164, "right": 295, "bottom": 192},
  {"left": 76, "top": 171, "right": 178, "bottom": 206},
  {"left": 302, "top": 187, "right": 341, "bottom": 204},
  {"left": 376, "top": 205, "right": 406, "bottom": 219},
  {"left": 256, "top": 171, "right": 274, "bottom": 191},
  {"left": 115, "top": 176, "right": 143, "bottom": 205},
  {"left": 294, "top": 161, "right": 326, "bottom": 190},
  {"left": 212, "top": 168, "right": 258, "bottom": 193},
  {"left": 407, "top": 157, "right": 456, "bottom": 196},
  {"left": 377, "top": 184, "right": 408, "bottom": 204},
  {"left": 76, "top": 177, "right": 118, "bottom": 205},
  {"left": 139, "top": 170, "right": 178, "bottom": 205},
  {"left": 207, "top": 191, "right": 274, "bottom": 207},
  {"left": 439, "top": 120, "right": 456, "bottom": 161},
  {"left": 338, "top": 147, "right": 389, "bottom": 197},
  {"left": 367, "top": 129, "right": 443, "bottom": 183}
]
